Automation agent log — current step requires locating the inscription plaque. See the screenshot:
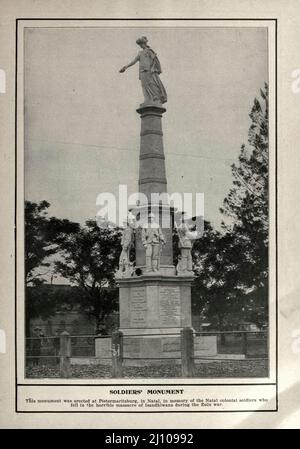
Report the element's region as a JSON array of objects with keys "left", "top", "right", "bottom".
[
  {"left": 159, "top": 286, "right": 181, "bottom": 327},
  {"left": 130, "top": 287, "right": 147, "bottom": 327}
]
